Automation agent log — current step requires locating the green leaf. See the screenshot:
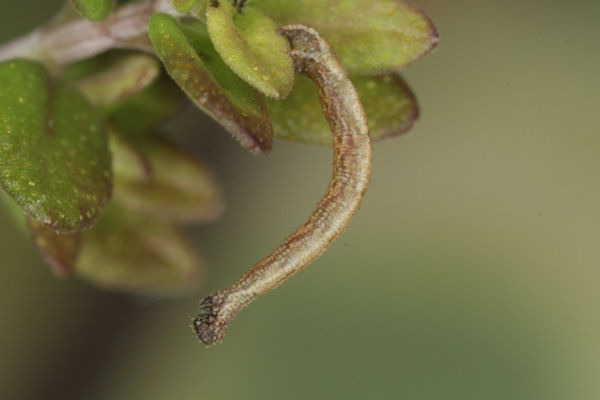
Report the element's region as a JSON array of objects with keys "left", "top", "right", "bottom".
[
  {"left": 72, "top": 0, "right": 114, "bottom": 22},
  {"left": 253, "top": 0, "right": 439, "bottom": 74},
  {"left": 110, "top": 133, "right": 223, "bottom": 223},
  {"left": 76, "top": 204, "right": 202, "bottom": 295},
  {"left": 108, "top": 131, "right": 150, "bottom": 182},
  {"left": 148, "top": 13, "right": 273, "bottom": 154},
  {"left": 27, "top": 203, "right": 202, "bottom": 294},
  {"left": 173, "top": 0, "right": 197, "bottom": 14},
  {"left": 73, "top": 53, "right": 160, "bottom": 108},
  {"left": 267, "top": 73, "right": 419, "bottom": 145},
  {"left": 206, "top": 0, "right": 294, "bottom": 98},
  {"left": 108, "top": 75, "right": 184, "bottom": 135},
  {"left": 0, "top": 59, "right": 112, "bottom": 232},
  {"left": 29, "top": 221, "right": 80, "bottom": 277}
]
